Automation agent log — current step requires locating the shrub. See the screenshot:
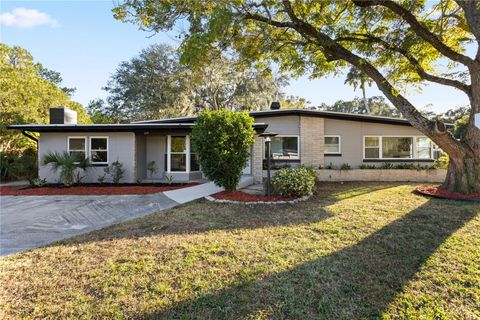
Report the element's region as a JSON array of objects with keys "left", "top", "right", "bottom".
[
  {"left": 1, "top": 148, "right": 37, "bottom": 181},
  {"left": 359, "top": 164, "right": 377, "bottom": 169},
  {"left": 104, "top": 160, "right": 125, "bottom": 184},
  {"left": 325, "top": 162, "right": 335, "bottom": 169},
  {"left": 147, "top": 160, "right": 157, "bottom": 178},
  {"left": 434, "top": 155, "right": 449, "bottom": 169},
  {"left": 43, "top": 151, "right": 91, "bottom": 186},
  {"left": 381, "top": 162, "right": 395, "bottom": 169},
  {"left": 191, "top": 110, "right": 255, "bottom": 190},
  {"left": 340, "top": 163, "right": 351, "bottom": 170},
  {"left": 272, "top": 166, "right": 316, "bottom": 197}
]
